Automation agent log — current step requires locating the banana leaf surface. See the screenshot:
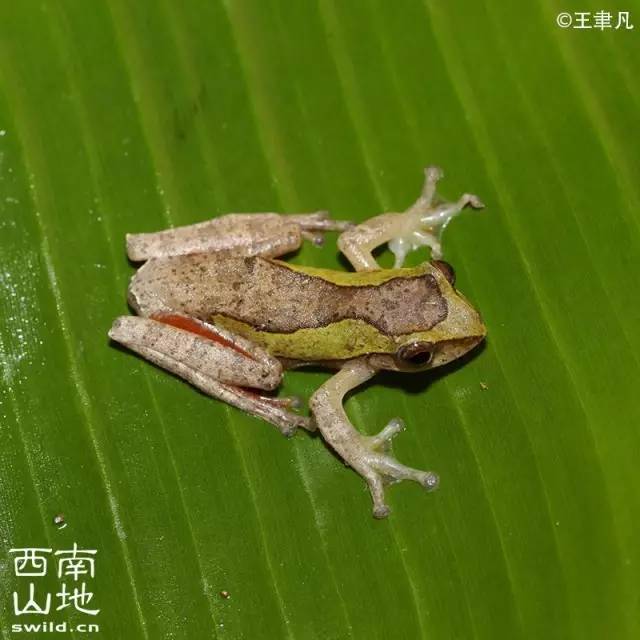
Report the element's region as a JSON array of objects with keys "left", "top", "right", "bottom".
[{"left": 0, "top": 2, "right": 638, "bottom": 638}]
